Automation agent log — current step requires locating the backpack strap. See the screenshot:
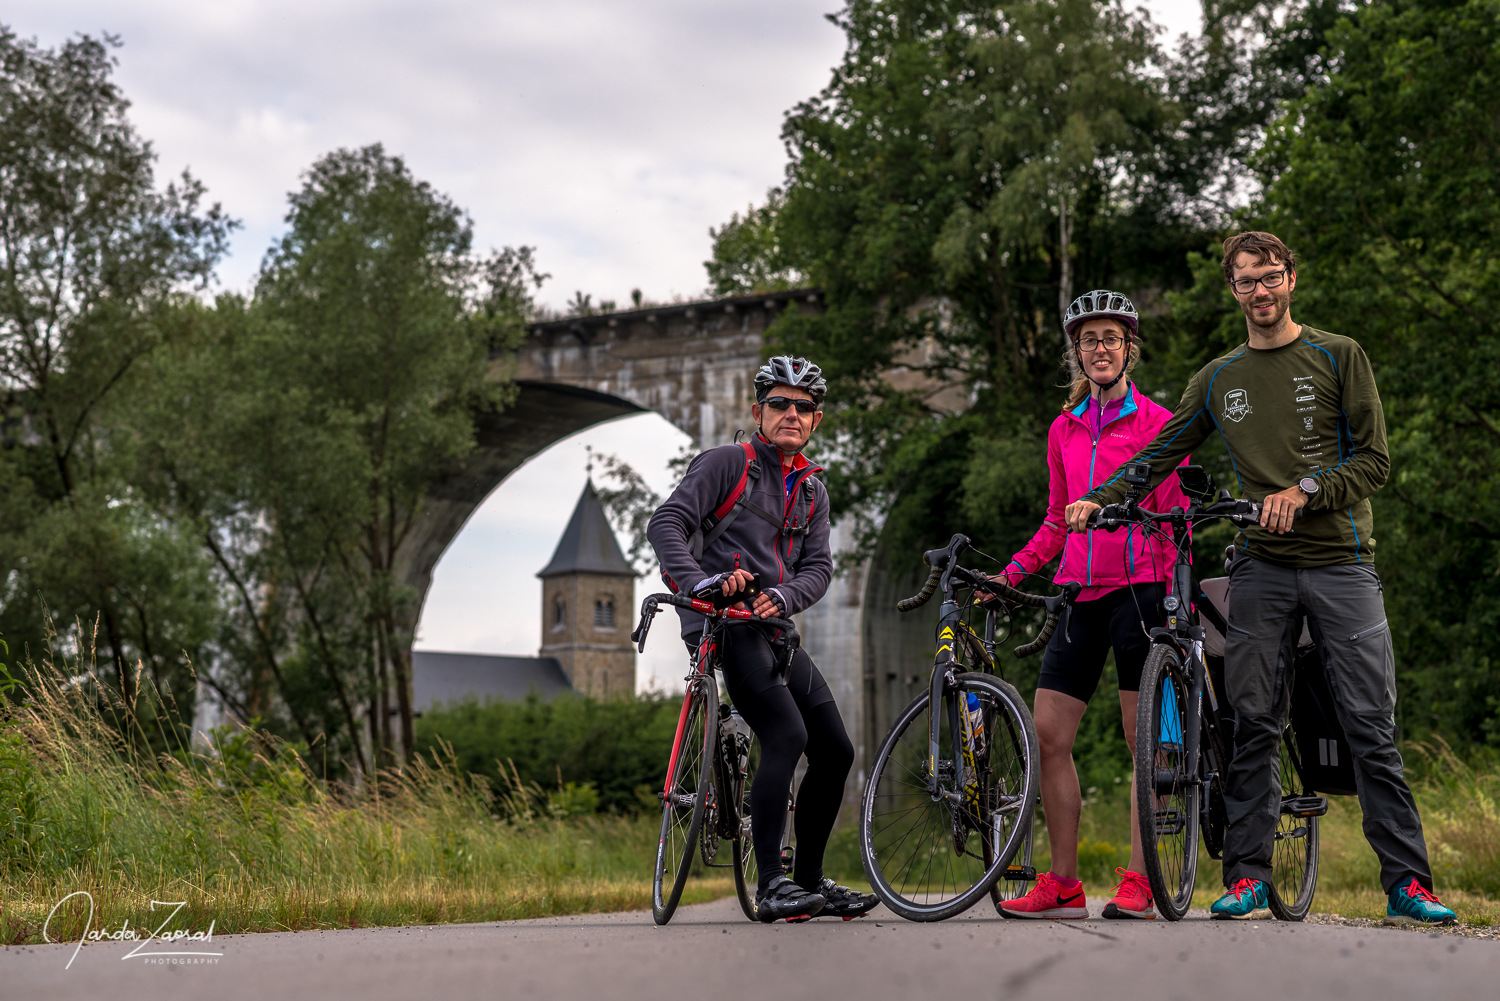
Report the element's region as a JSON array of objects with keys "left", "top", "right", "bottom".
[
  {"left": 779, "top": 474, "right": 819, "bottom": 566},
  {"left": 688, "top": 442, "right": 761, "bottom": 563}
]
